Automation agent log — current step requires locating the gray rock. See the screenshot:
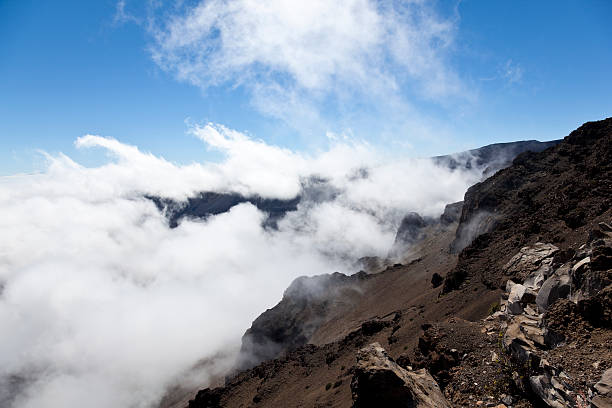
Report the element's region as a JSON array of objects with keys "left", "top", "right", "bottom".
[
  {"left": 529, "top": 365, "right": 575, "bottom": 408},
  {"left": 593, "top": 368, "right": 612, "bottom": 408},
  {"left": 523, "top": 258, "right": 553, "bottom": 291},
  {"left": 507, "top": 283, "right": 537, "bottom": 315},
  {"left": 503, "top": 243, "right": 559, "bottom": 282},
  {"left": 572, "top": 257, "right": 591, "bottom": 274},
  {"left": 599, "top": 222, "right": 612, "bottom": 233},
  {"left": 351, "top": 343, "right": 450, "bottom": 408},
  {"left": 536, "top": 264, "right": 571, "bottom": 312},
  {"left": 503, "top": 316, "right": 539, "bottom": 364}
]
